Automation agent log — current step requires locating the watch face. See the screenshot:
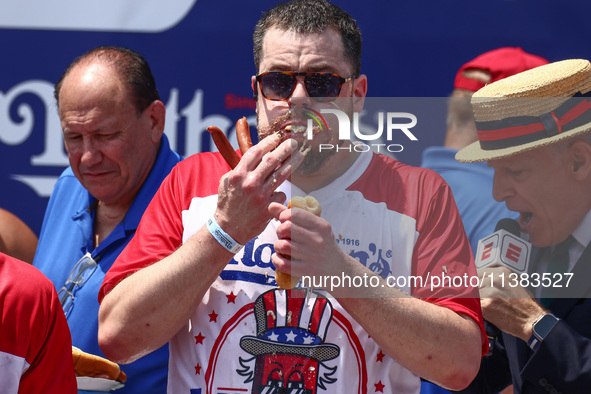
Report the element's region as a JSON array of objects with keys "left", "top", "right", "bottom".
[{"left": 534, "top": 314, "right": 559, "bottom": 340}]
